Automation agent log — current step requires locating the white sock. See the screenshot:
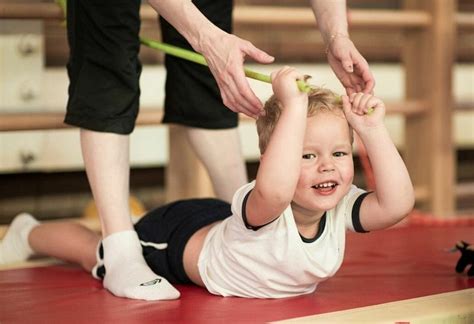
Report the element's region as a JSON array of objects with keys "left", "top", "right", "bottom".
[
  {"left": 101, "top": 230, "right": 180, "bottom": 301},
  {"left": 0, "top": 213, "right": 39, "bottom": 265}
]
